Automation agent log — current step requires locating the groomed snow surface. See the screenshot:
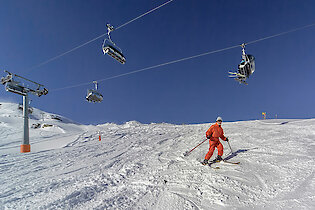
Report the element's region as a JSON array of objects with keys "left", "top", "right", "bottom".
[{"left": 0, "top": 102, "right": 314, "bottom": 209}]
